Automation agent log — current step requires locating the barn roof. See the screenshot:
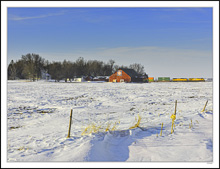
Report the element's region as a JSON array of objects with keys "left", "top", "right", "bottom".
[{"left": 119, "top": 68, "right": 139, "bottom": 77}]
